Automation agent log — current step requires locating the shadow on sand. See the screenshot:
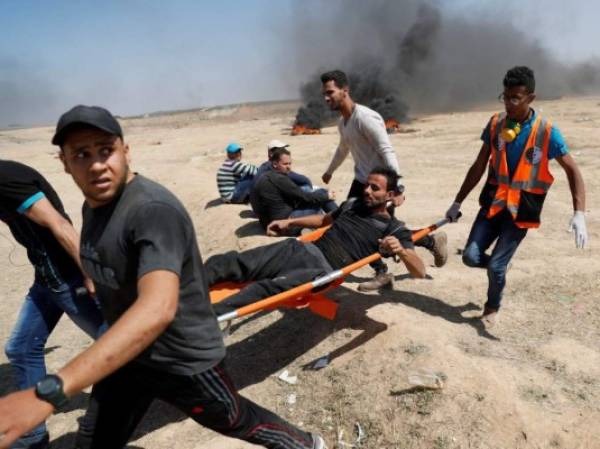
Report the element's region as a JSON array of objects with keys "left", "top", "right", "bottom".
[
  {"left": 204, "top": 198, "right": 223, "bottom": 209},
  {"left": 47, "top": 280, "right": 496, "bottom": 445},
  {"left": 234, "top": 220, "right": 265, "bottom": 238},
  {"left": 224, "top": 283, "right": 496, "bottom": 389},
  {"left": 239, "top": 210, "right": 257, "bottom": 219}
]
